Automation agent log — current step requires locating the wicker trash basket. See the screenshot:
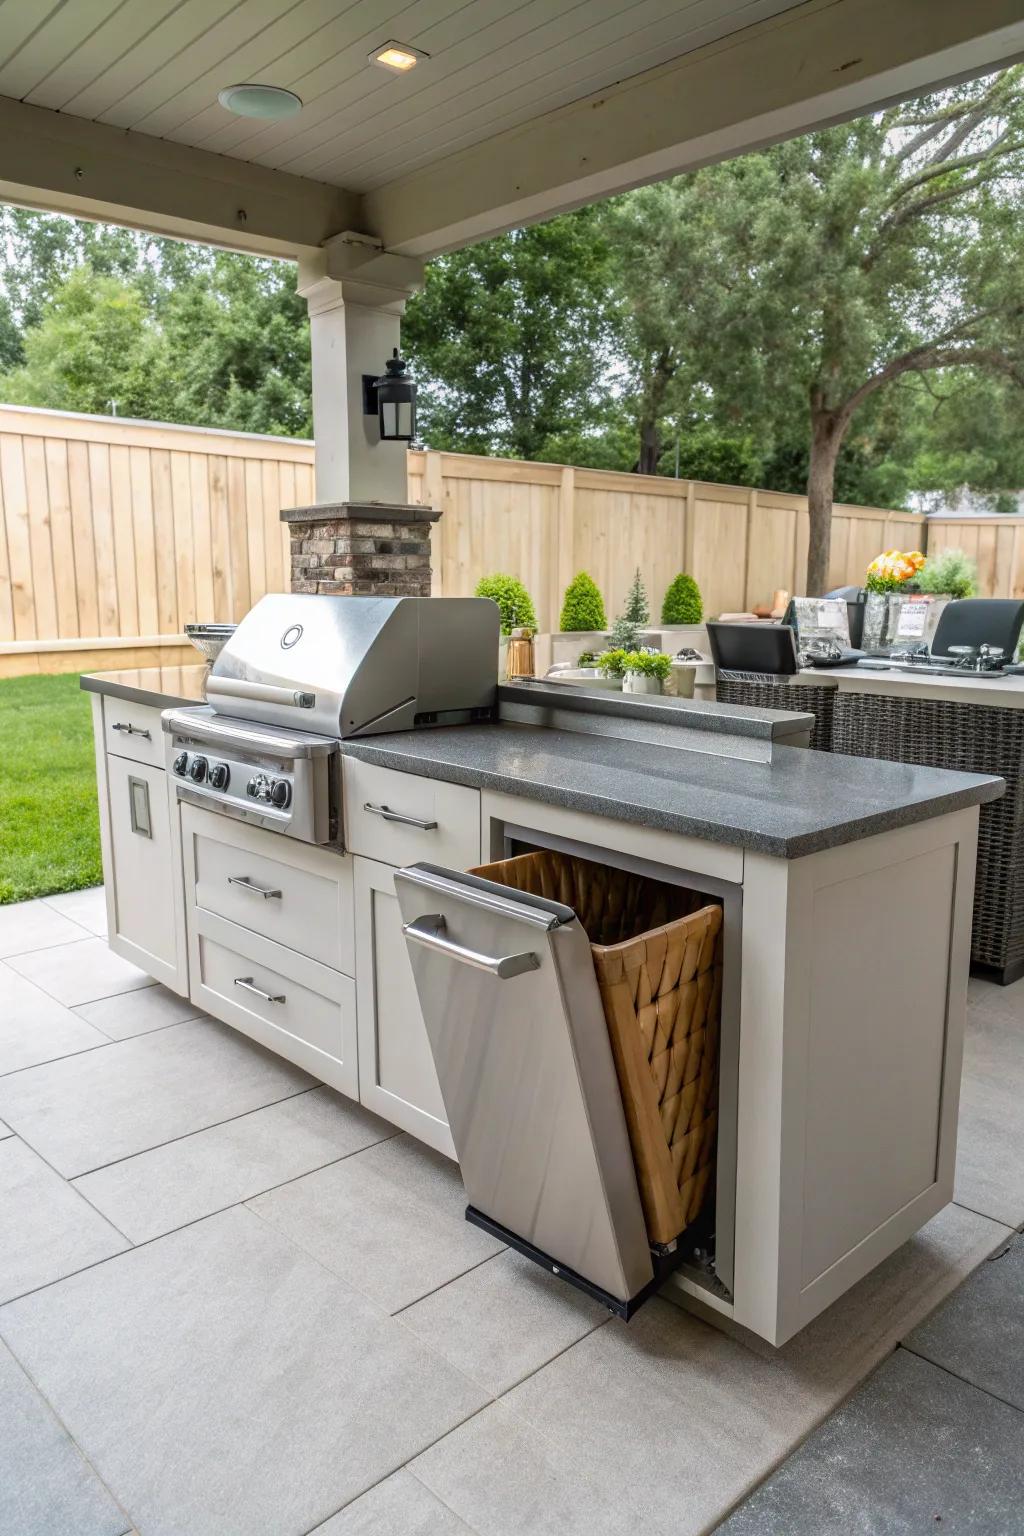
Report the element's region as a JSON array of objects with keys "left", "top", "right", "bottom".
[{"left": 470, "top": 849, "right": 723, "bottom": 1247}]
